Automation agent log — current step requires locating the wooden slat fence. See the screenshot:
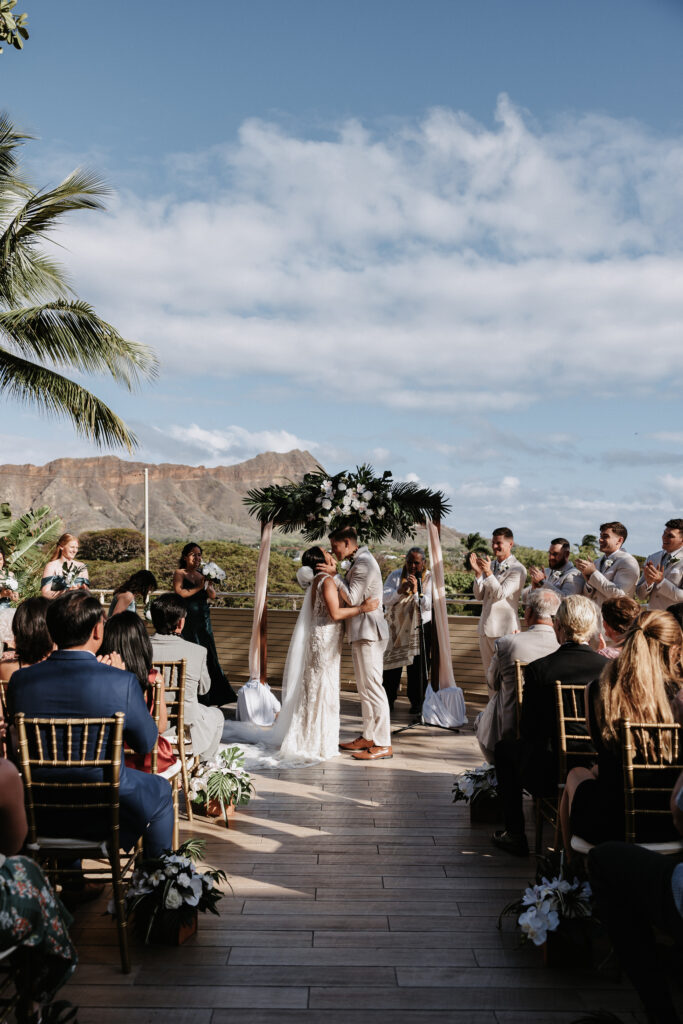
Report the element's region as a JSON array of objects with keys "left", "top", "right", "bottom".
[{"left": 209, "top": 607, "right": 491, "bottom": 704}]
